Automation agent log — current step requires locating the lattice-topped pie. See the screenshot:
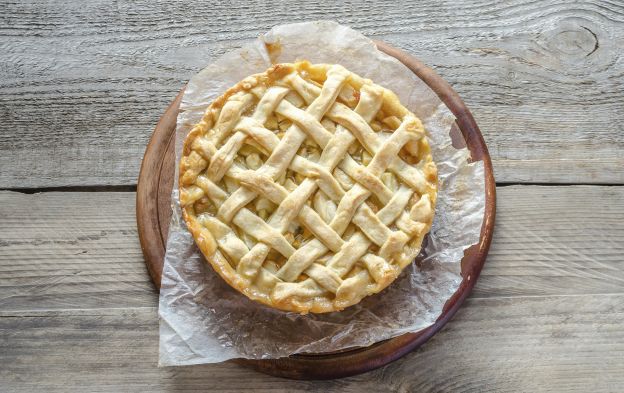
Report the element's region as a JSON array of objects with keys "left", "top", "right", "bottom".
[{"left": 179, "top": 62, "right": 438, "bottom": 314}]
